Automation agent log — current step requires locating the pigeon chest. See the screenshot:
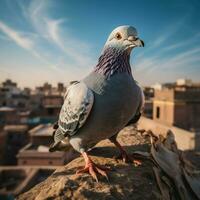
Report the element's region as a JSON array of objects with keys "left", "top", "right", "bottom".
[{"left": 83, "top": 72, "right": 140, "bottom": 136}]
